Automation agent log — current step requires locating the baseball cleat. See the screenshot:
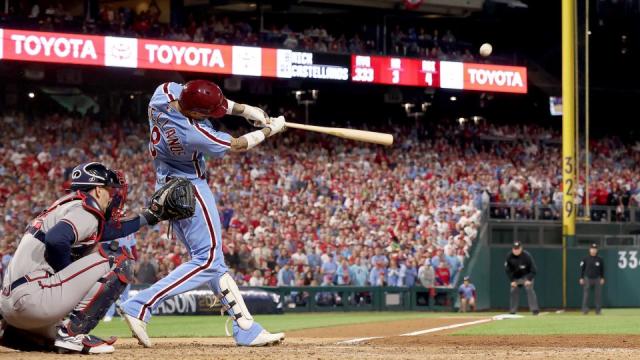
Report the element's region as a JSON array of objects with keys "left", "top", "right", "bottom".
[
  {"left": 247, "top": 330, "right": 285, "bottom": 347},
  {"left": 117, "top": 306, "right": 152, "bottom": 348},
  {"left": 54, "top": 327, "right": 115, "bottom": 354}
]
